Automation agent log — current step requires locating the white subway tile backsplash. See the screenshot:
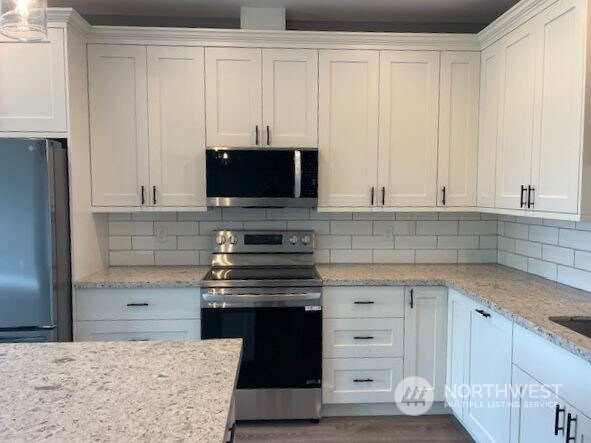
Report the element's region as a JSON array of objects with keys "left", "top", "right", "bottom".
[
  {"left": 110, "top": 251, "right": 154, "bottom": 266},
  {"left": 108, "top": 213, "right": 132, "bottom": 221},
  {"left": 439, "top": 212, "right": 482, "bottom": 221},
  {"left": 155, "top": 250, "right": 199, "bottom": 266},
  {"left": 177, "top": 236, "right": 211, "bottom": 250},
  {"left": 437, "top": 236, "right": 479, "bottom": 250},
  {"left": 353, "top": 212, "right": 396, "bottom": 221},
  {"left": 132, "top": 236, "right": 177, "bottom": 250},
  {"left": 498, "top": 237, "right": 516, "bottom": 253},
  {"left": 416, "top": 221, "right": 458, "bottom": 235},
  {"left": 316, "top": 235, "right": 351, "bottom": 250},
  {"left": 267, "top": 208, "right": 310, "bottom": 220},
  {"left": 288, "top": 220, "right": 330, "bottom": 235},
  {"left": 243, "top": 221, "right": 288, "bottom": 230},
  {"left": 109, "top": 221, "right": 153, "bottom": 236},
  {"left": 459, "top": 221, "right": 497, "bottom": 235},
  {"left": 330, "top": 249, "right": 372, "bottom": 264},
  {"left": 310, "top": 210, "right": 352, "bottom": 220},
  {"left": 503, "top": 222, "right": 529, "bottom": 240},
  {"left": 559, "top": 229, "right": 591, "bottom": 251},
  {"left": 527, "top": 258, "right": 557, "bottom": 280},
  {"left": 154, "top": 221, "right": 199, "bottom": 236},
  {"left": 352, "top": 235, "right": 394, "bottom": 250},
  {"left": 543, "top": 219, "right": 576, "bottom": 229},
  {"left": 416, "top": 250, "right": 458, "bottom": 264},
  {"left": 372, "top": 249, "right": 415, "bottom": 264},
  {"left": 498, "top": 251, "right": 528, "bottom": 272},
  {"left": 542, "top": 245, "right": 575, "bottom": 266},
  {"left": 222, "top": 208, "right": 266, "bottom": 221},
  {"left": 199, "top": 221, "right": 243, "bottom": 234},
  {"left": 574, "top": 251, "right": 591, "bottom": 272},
  {"left": 395, "top": 236, "right": 437, "bottom": 250},
  {"left": 177, "top": 209, "right": 221, "bottom": 221},
  {"left": 515, "top": 240, "right": 542, "bottom": 259},
  {"left": 330, "top": 221, "right": 373, "bottom": 235},
  {"left": 109, "top": 236, "right": 132, "bottom": 250},
  {"left": 373, "top": 221, "right": 415, "bottom": 236},
  {"left": 480, "top": 235, "right": 498, "bottom": 250},
  {"left": 557, "top": 266, "right": 591, "bottom": 292},
  {"left": 529, "top": 225, "right": 559, "bottom": 245},
  {"left": 458, "top": 250, "right": 497, "bottom": 264},
  {"left": 131, "top": 212, "right": 176, "bottom": 221}
]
